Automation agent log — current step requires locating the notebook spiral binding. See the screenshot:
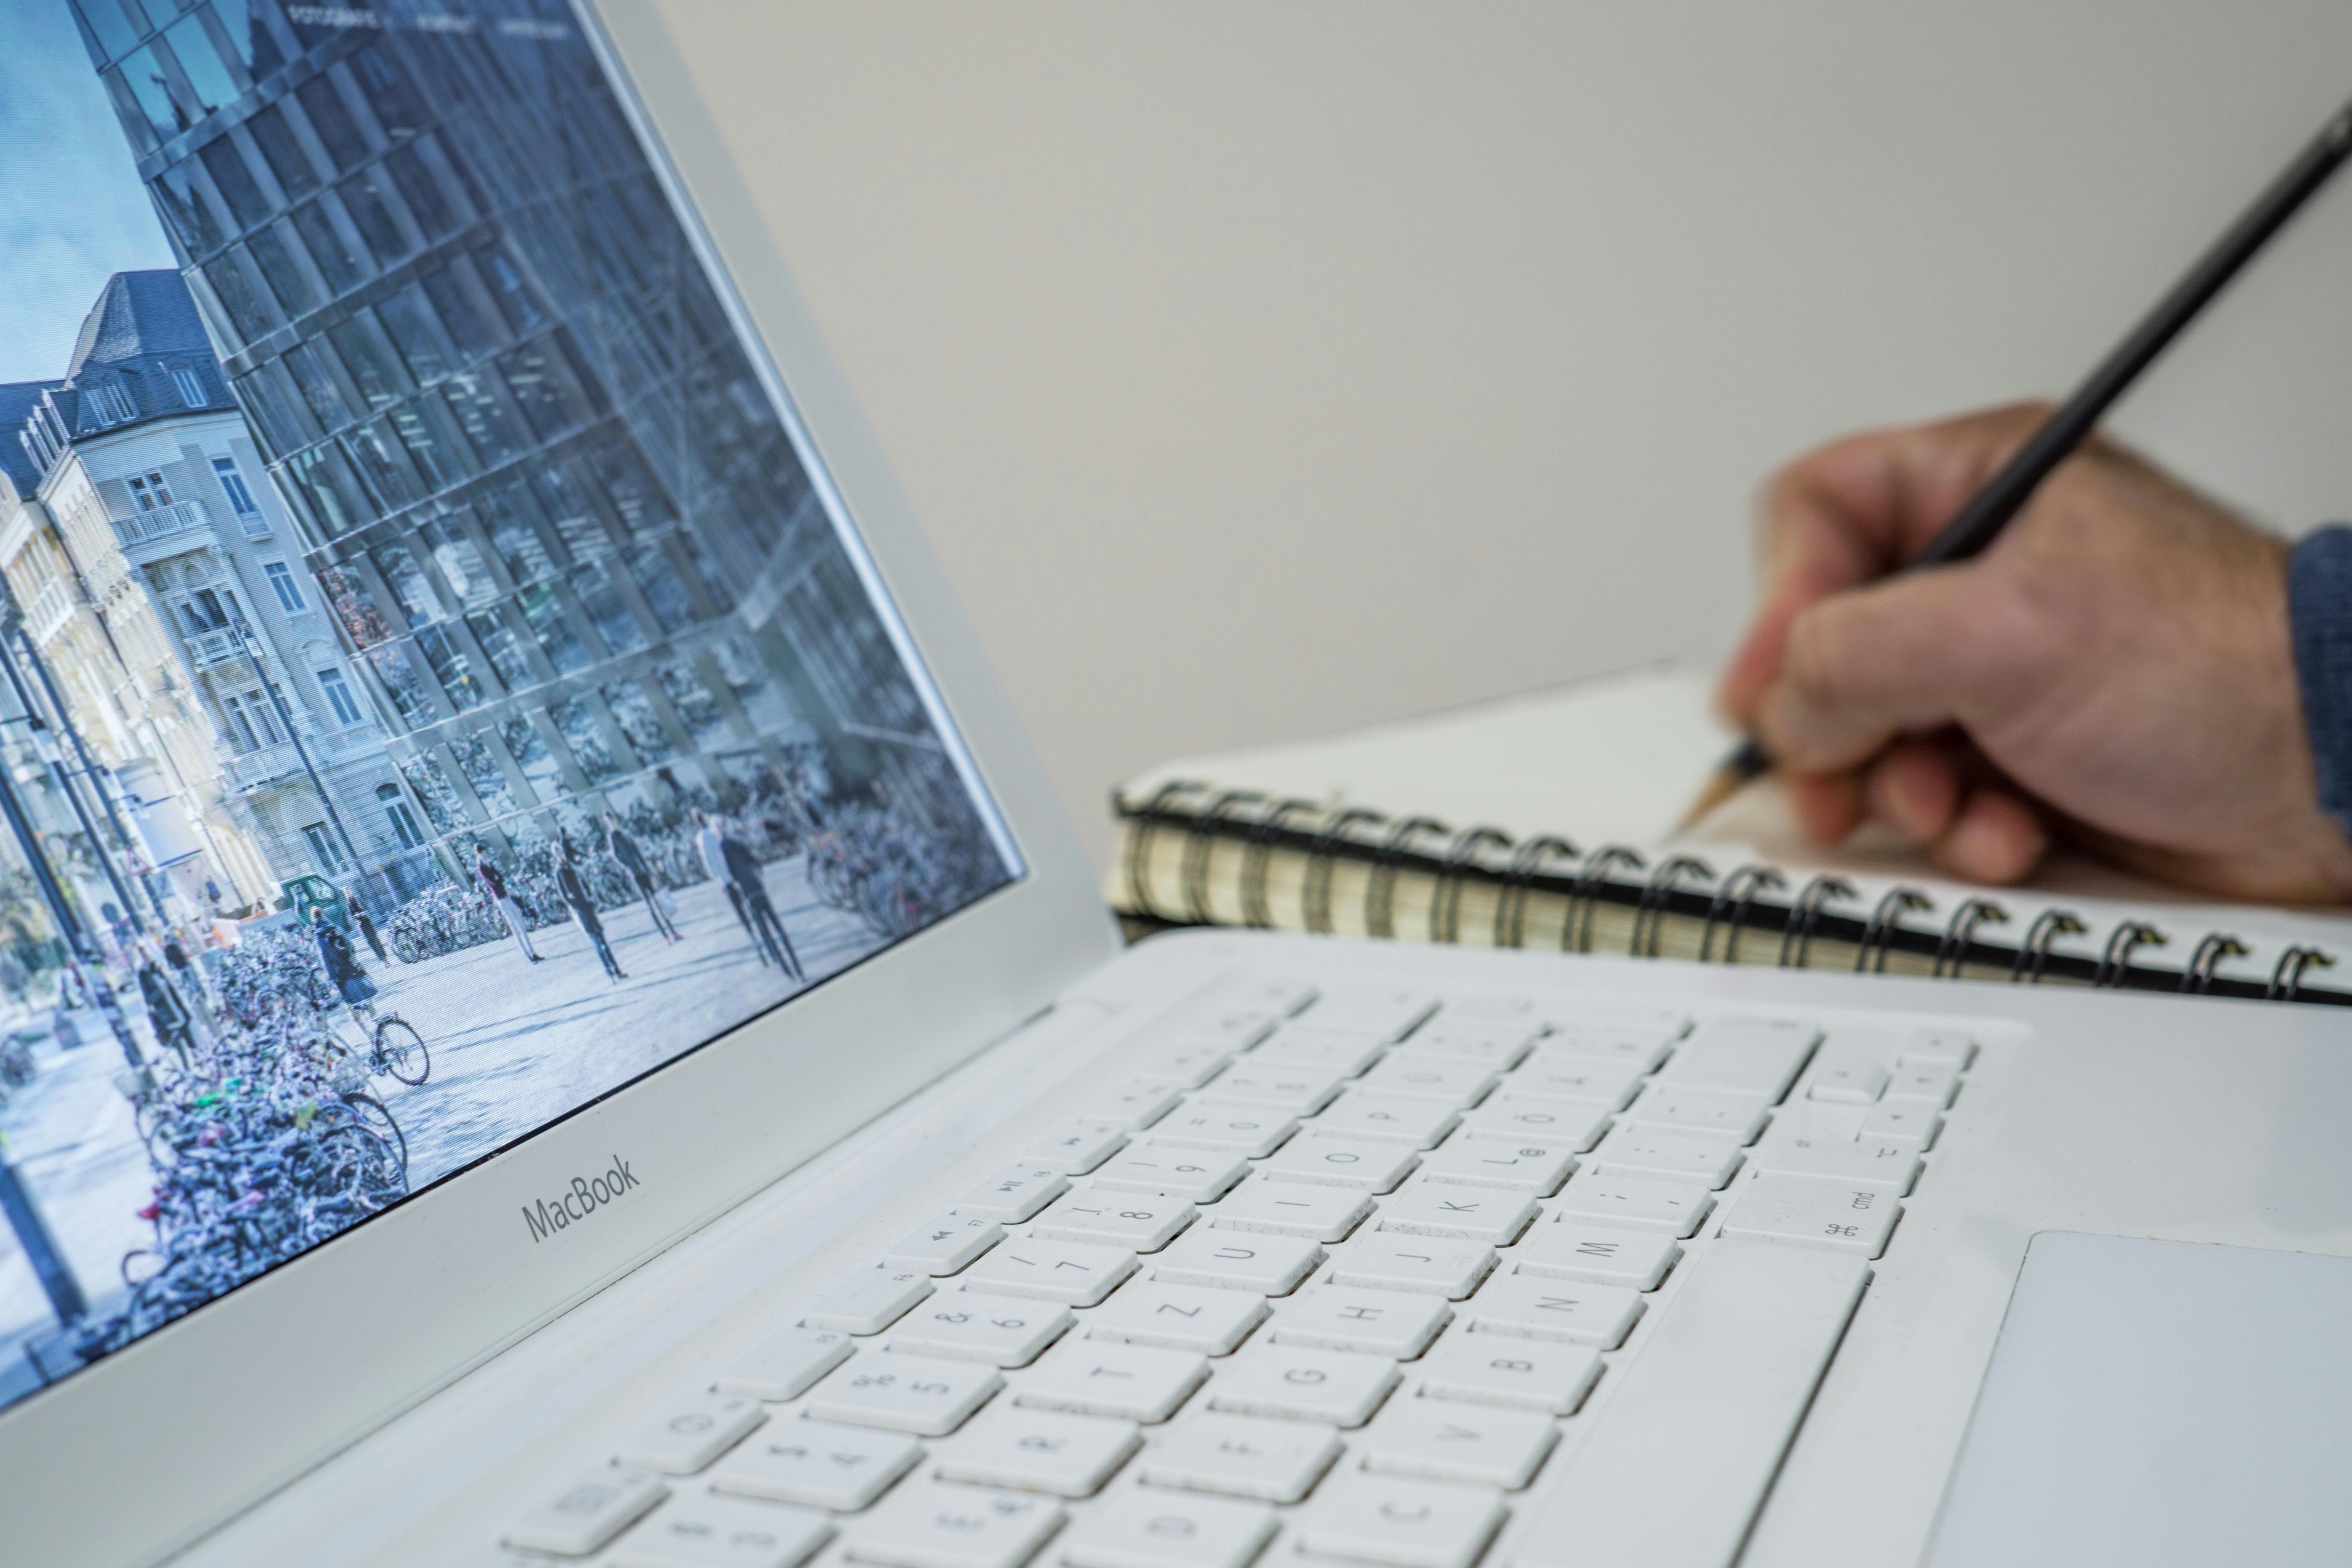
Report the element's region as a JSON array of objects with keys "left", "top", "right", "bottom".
[{"left": 1114, "top": 781, "right": 2349, "bottom": 1007}]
